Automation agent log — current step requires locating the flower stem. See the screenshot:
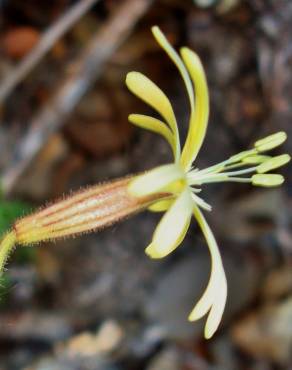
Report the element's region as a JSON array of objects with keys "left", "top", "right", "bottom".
[{"left": 0, "top": 231, "right": 16, "bottom": 275}]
